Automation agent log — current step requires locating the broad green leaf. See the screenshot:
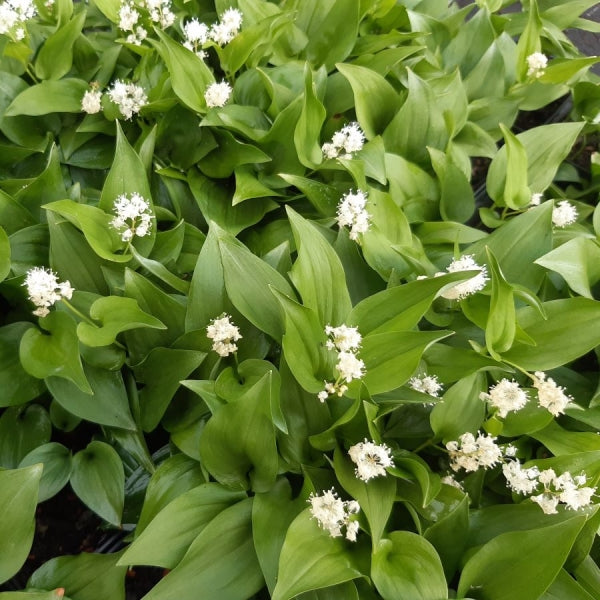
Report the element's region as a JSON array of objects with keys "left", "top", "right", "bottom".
[
  {"left": 516, "top": 0, "right": 542, "bottom": 81},
  {"left": 216, "top": 224, "right": 296, "bottom": 340},
  {"left": 457, "top": 516, "right": 586, "bottom": 600},
  {"left": 0, "top": 592, "right": 69, "bottom": 599},
  {"left": 119, "top": 483, "right": 245, "bottom": 568},
  {"left": 394, "top": 452, "right": 442, "bottom": 509},
  {"left": 278, "top": 173, "right": 339, "bottom": 216},
  {"left": 19, "top": 442, "right": 72, "bottom": 502},
  {"left": 531, "top": 421, "right": 600, "bottom": 456},
  {"left": 70, "top": 441, "right": 124, "bottom": 526},
  {"left": 151, "top": 29, "right": 215, "bottom": 113},
  {"left": 4, "top": 79, "right": 88, "bottom": 116},
  {"left": 142, "top": 499, "right": 264, "bottom": 600},
  {"left": 35, "top": 8, "right": 86, "bottom": 80},
  {"left": 199, "top": 372, "right": 278, "bottom": 492},
  {"left": 535, "top": 237, "right": 600, "bottom": 298},
  {"left": 287, "top": 206, "right": 351, "bottom": 327},
  {"left": 333, "top": 446, "right": 395, "bottom": 546},
  {"left": 541, "top": 569, "right": 596, "bottom": 600},
  {"left": 361, "top": 331, "right": 453, "bottom": 396},
  {"left": 46, "top": 363, "right": 136, "bottom": 430},
  {"left": 19, "top": 311, "right": 90, "bottom": 393},
  {"left": 372, "top": 531, "right": 448, "bottom": 600},
  {"left": 0, "top": 465, "right": 42, "bottom": 584},
  {"left": 0, "top": 405, "right": 51, "bottom": 469},
  {"left": 336, "top": 63, "right": 400, "bottom": 138},
  {"left": 502, "top": 298, "right": 600, "bottom": 370},
  {"left": 0, "top": 225, "right": 9, "bottom": 282},
  {"left": 309, "top": 396, "right": 361, "bottom": 452},
  {"left": 271, "top": 509, "right": 363, "bottom": 600},
  {"left": 0, "top": 322, "right": 45, "bottom": 406},
  {"left": 29, "top": 551, "right": 127, "bottom": 600},
  {"left": 424, "top": 344, "right": 502, "bottom": 383},
  {"left": 430, "top": 373, "right": 486, "bottom": 442},
  {"left": 77, "top": 296, "right": 165, "bottom": 347},
  {"left": 294, "top": 65, "right": 326, "bottom": 168},
  {"left": 540, "top": 57, "right": 600, "bottom": 84},
  {"left": 232, "top": 166, "right": 281, "bottom": 205}
]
